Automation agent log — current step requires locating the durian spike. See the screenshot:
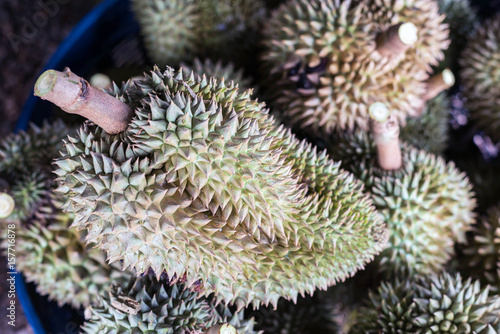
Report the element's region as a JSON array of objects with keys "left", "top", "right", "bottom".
[
  {"left": 376, "top": 22, "right": 418, "bottom": 57},
  {"left": 369, "top": 103, "right": 402, "bottom": 171},
  {"left": 421, "top": 69, "right": 455, "bottom": 101},
  {"left": 34, "top": 68, "right": 133, "bottom": 134},
  {"left": 0, "top": 193, "right": 15, "bottom": 219},
  {"left": 205, "top": 324, "right": 237, "bottom": 334}
]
